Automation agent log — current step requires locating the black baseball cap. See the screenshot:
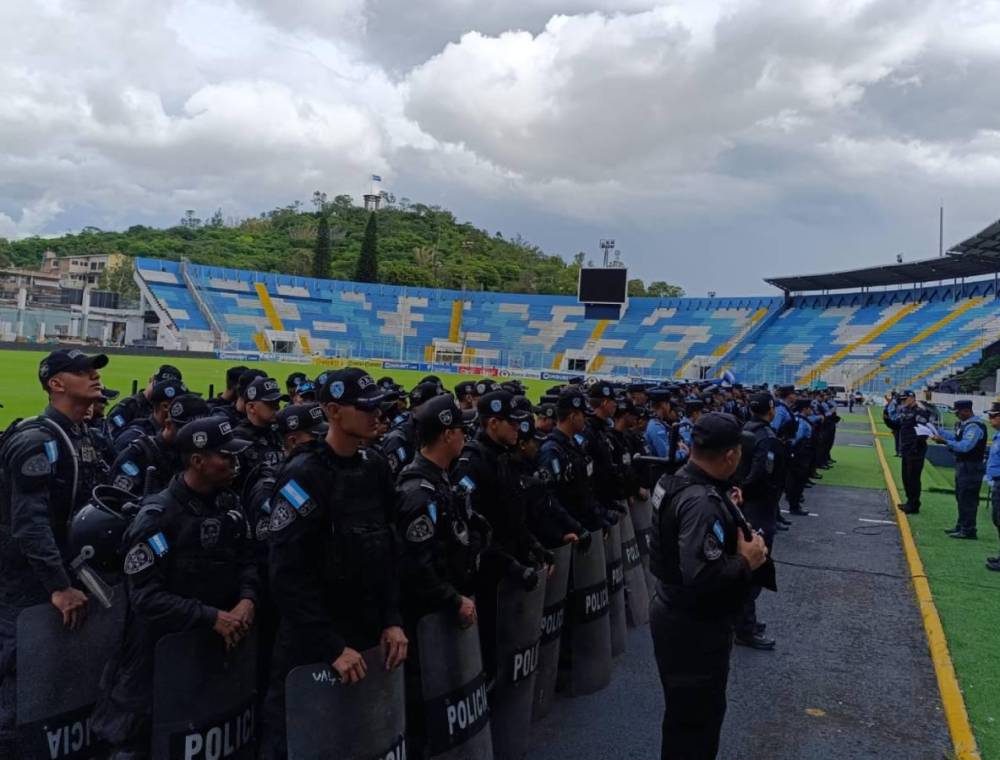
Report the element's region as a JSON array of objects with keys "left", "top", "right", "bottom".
[
  {"left": 243, "top": 376, "right": 287, "bottom": 403},
  {"left": 647, "top": 387, "right": 674, "bottom": 405},
  {"left": 167, "top": 394, "right": 211, "bottom": 425},
  {"left": 555, "top": 389, "right": 588, "bottom": 413},
  {"left": 475, "top": 378, "right": 499, "bottom": 396},
  {"left": 176, "top": 417, "right": 251, "bottom": 455},
  {"left": 285, "top": 371, "right": 308, "bottom": 391},
  {"left": 588, "top": 381, "right": 616, "bottom": 400},
  {"left": 294, "top": 381, "right": 317, "bottom": 400},
  {"left": 533, "top": 402, "right": 557, "bottom": 420},
  {"left": 151, "top": 378, "right": 193, "bottom": 404},
  {"left": 455, "top": 381, "right": 477, "bottom": 399},
  {"left": 237, "top": 368, "right": 268, "bottom": 396},
  {"left": 410, "top": 382, "right": 443, "bottom": 408},
  {"left": 414, "top": 395, "right": 478, "bottom": 438},
  {"left": 478, "top": 390, "right": 530, "bottom": 421},
  {"left": 692, "top": 413, "right": 743, "bottom": 450},
  {"left": 226, "top": 365, "right": 249, "bottom": 387},
  {"left": 276, "top": 403, "right": 328, "bottom": 435},
  {"left": 38, "top": 349, "right": 109, "bottom": 389},
  {"left": 748, "top": 392, "right": 775, "bottom": 414},
  {"left": 793, "top": 398, "right": 813, "bottom": 411},
  {"left": 318, "top": 367, "right": 385, "bottom": 410},
  {"left": 154, "top": 364, "right": 182, "bottom": 383},
  {"left": 987, "top": 402, "right": 1000, "bottom": 417},
  {"left": 952, "top": 399, "right": 973, "bottom": 411}
]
